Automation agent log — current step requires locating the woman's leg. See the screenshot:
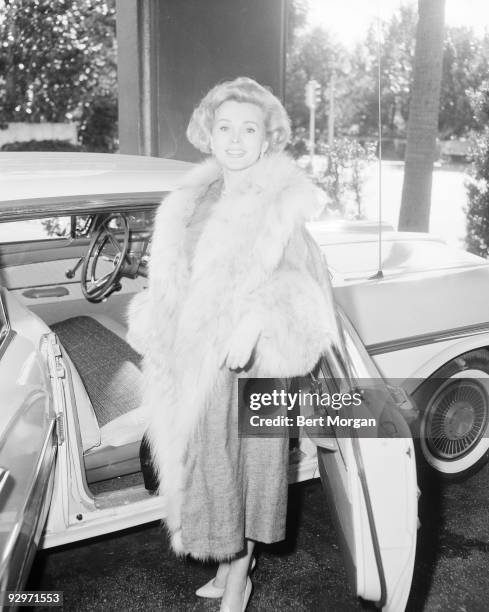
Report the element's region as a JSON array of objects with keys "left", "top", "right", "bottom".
[
  {"left": 220, "top": 539, "right": 255, "bottom": 612},
  {"left": 213, "top": 561, "right": 230, "bottom": 588}
]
